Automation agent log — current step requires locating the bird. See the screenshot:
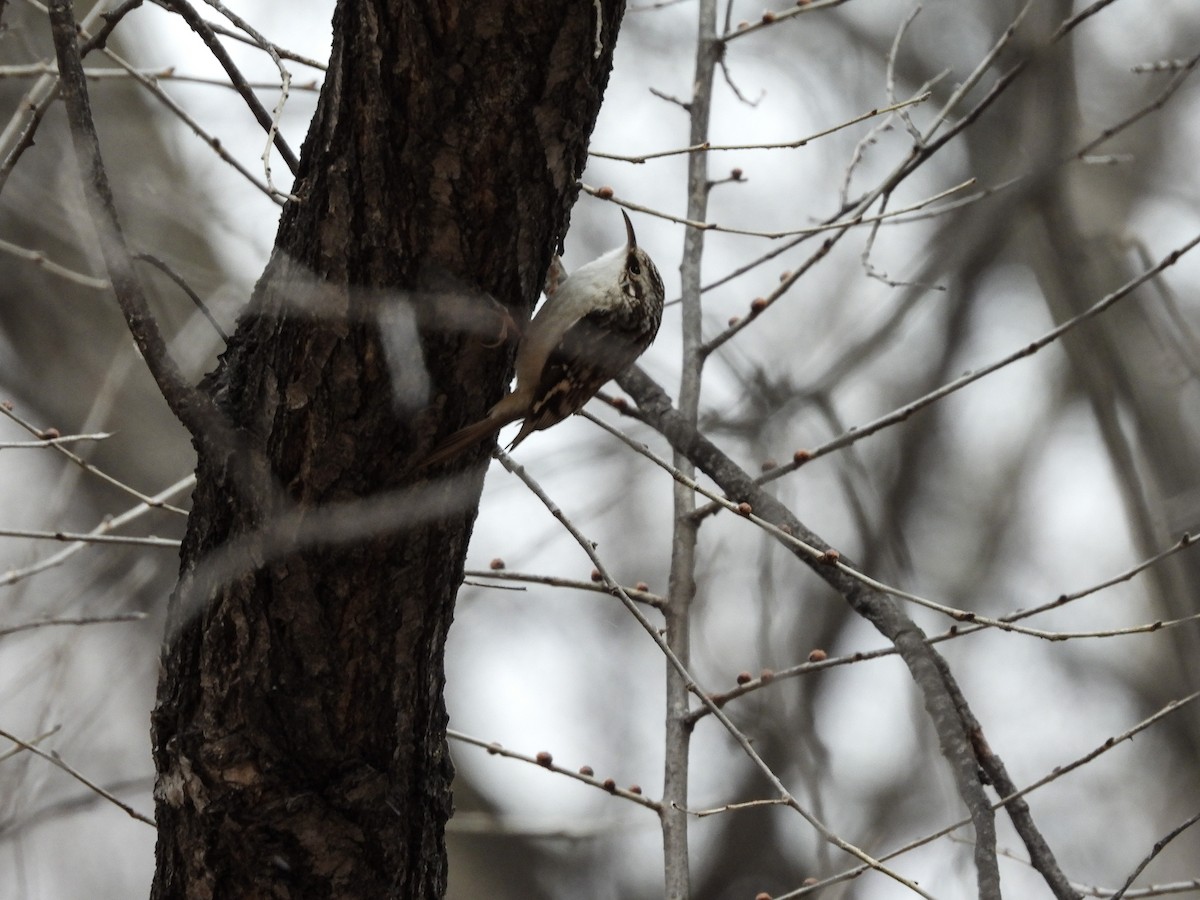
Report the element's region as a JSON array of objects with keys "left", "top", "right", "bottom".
[{"left": 420, "top": 210, "right": 664, "bottom": 468}]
